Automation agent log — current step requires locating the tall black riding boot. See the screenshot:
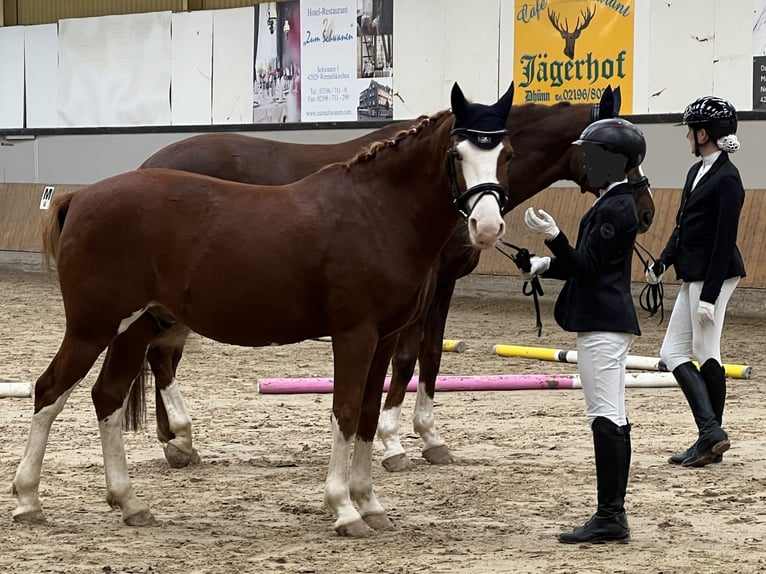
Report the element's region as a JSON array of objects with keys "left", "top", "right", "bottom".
[
  {"left": 558, "top": 417, "right": 631, "bottom": 544},
  {"left": 700, "top": 358, "right": 726, "bottom": 425},
  {"left": 672, "top": 362, "right": 730, "bottom": 467}
]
